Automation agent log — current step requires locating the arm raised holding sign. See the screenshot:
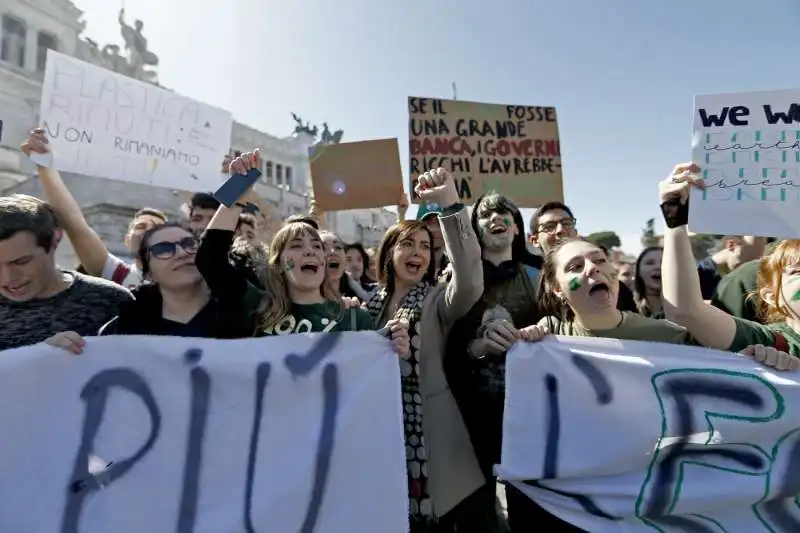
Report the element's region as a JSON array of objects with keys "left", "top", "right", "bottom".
[{"left": 660, "top": 163, "right": 800, "bottom": 360}]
